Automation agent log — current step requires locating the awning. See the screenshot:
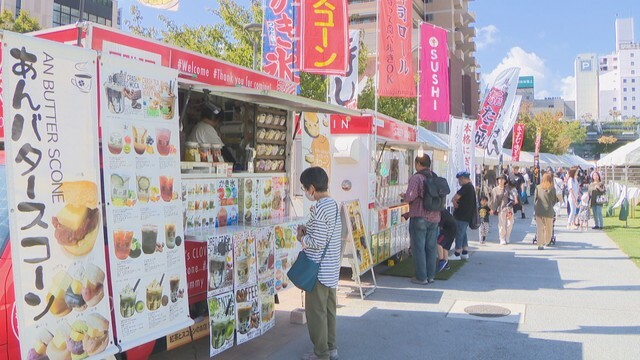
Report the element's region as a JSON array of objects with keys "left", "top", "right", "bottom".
[
  {"left": 189, "top": 85, "right": 362, "bottom": 116},
  {"left": 417, "top": 127, "right": 450, "bottom": 151}
]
